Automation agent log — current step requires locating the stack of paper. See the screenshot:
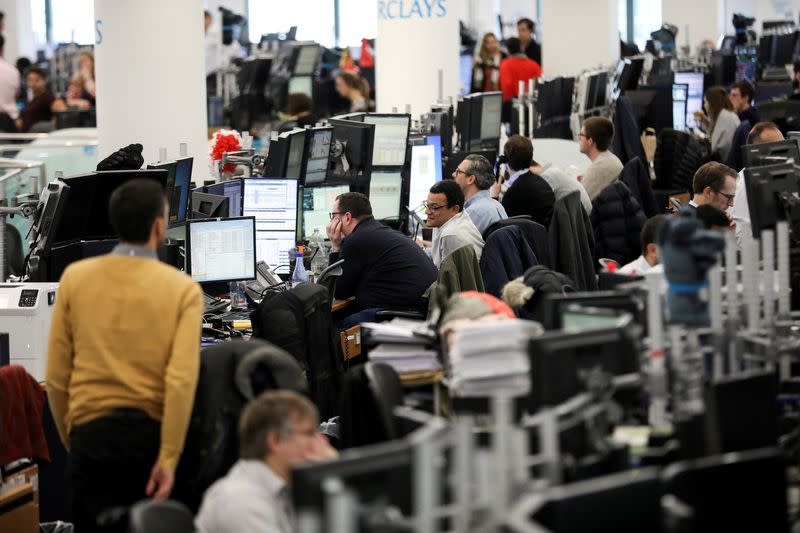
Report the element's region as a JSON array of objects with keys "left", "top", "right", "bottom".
[
  {"left": 368, "top": 343, "right": 442, "bottom": 374},
  {"left": 447, "top": 319, "right": 539, "bottom": 397}
]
